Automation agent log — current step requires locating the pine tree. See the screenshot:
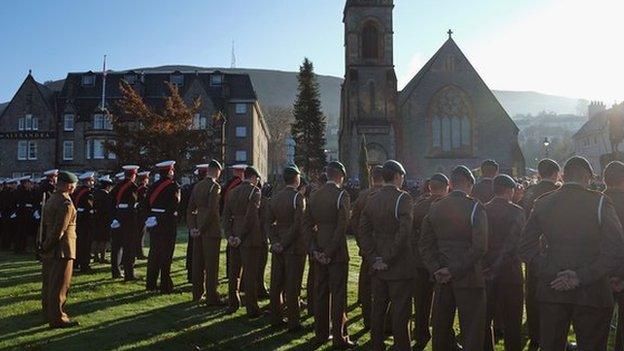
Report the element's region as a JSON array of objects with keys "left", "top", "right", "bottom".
[
  {"left": 359, "top": 136, "right": 370, "bottom": 189},
  {"left": 291, "top": 58, "right": 327, "bottom": 175}
]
